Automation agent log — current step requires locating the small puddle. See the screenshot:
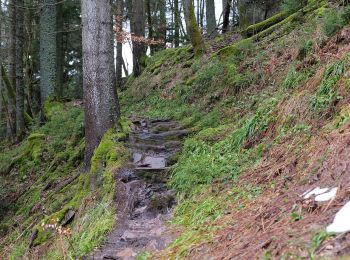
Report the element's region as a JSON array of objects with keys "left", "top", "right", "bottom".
[{"left": 86, "top": 119, "right": 187, "bottom": 260}]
